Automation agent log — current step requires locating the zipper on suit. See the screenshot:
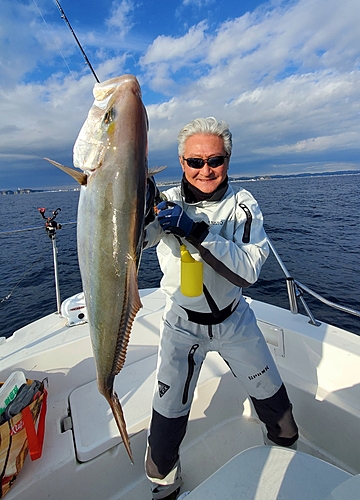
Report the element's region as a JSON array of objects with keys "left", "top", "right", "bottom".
[
  {"left": 208, "top": 325, "right": 214, "bottom": 342},
  {"left": 182, "top": 344, "right": 199, "bottom": 405},
  {"left": 239, "top": 203, "right": 252, "bottom": 243}
]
